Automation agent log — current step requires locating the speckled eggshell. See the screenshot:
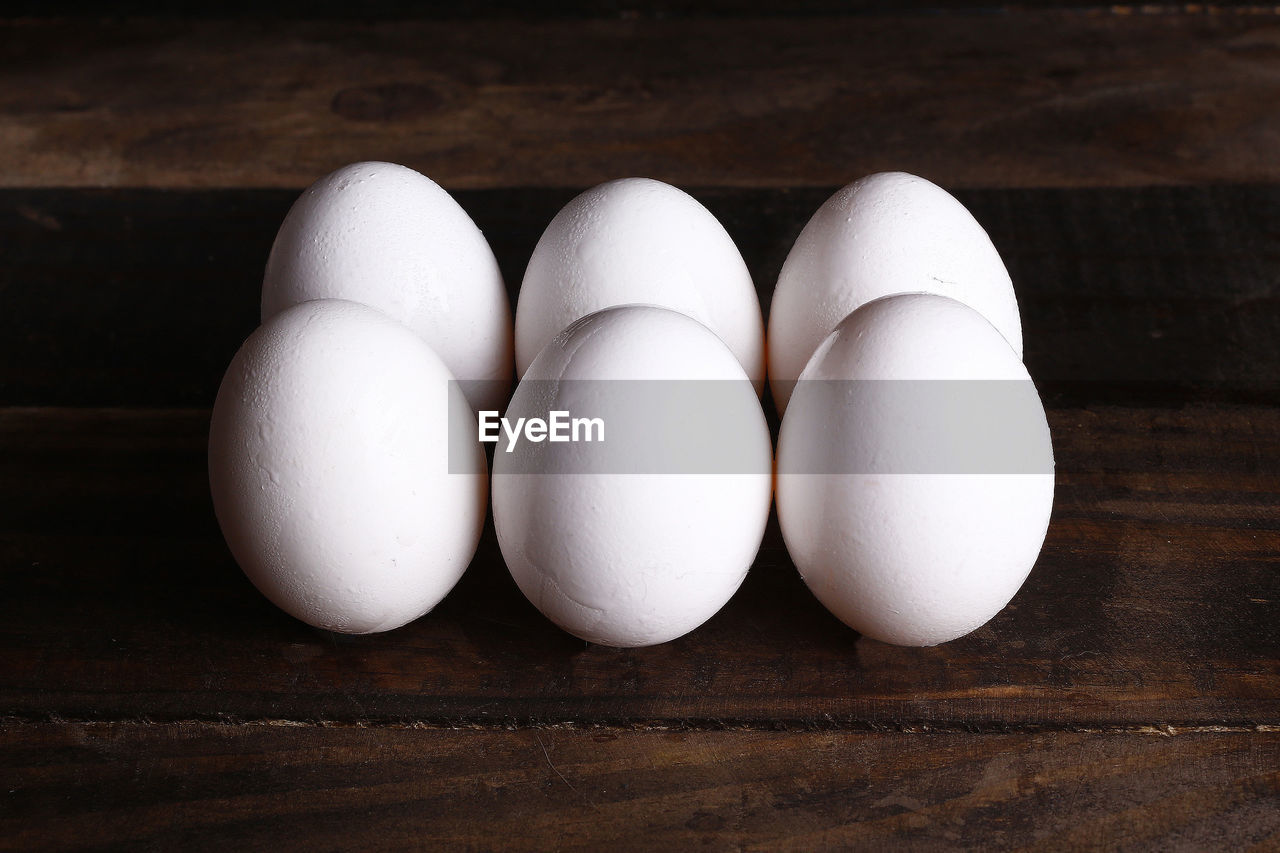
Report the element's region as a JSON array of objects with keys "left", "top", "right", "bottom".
[
  {"left": 493, "top": 305, "right": 773, "bottom": 647},
  {"left": 514, "top": 178, "right": 765, "bottom": 390},
  {"left": 776, "top": 294, "right": 1054, "bottom": 646},
  {"left": 768, "top": 171, "right": 1023, "bottom": 414},
  {"left": 261, "top": 161, "right": 513, "bottom": 414},
  {"left": 209, "top": 299, "right": 488, "bottom": 634}
]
